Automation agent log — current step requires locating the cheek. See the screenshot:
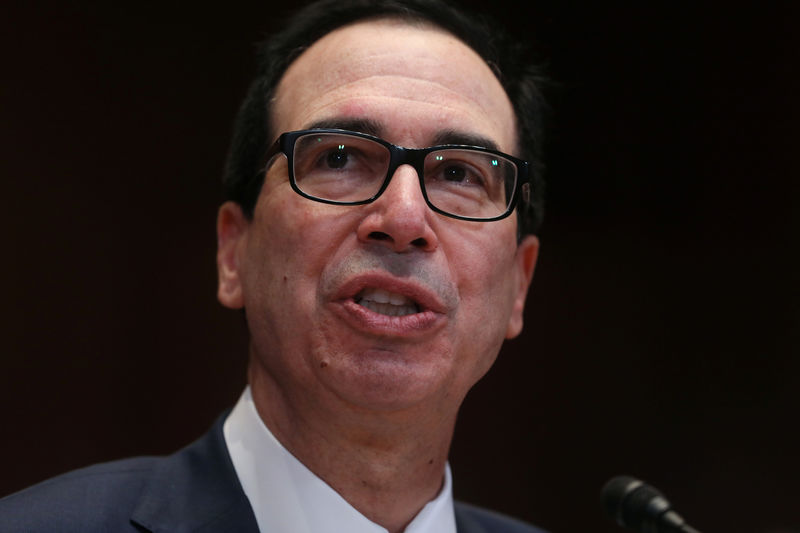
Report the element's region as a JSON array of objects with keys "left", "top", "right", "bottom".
[
  {"left": 452, "top": 242, "right": 518, "bottom": 386},
  {"left": 448, "top": 228, "right": 519, "bottom": 338},
  {"left": 453, "top": 224, "right": 518, "bottom": 297},
  {"left": 249, "top": 188, "right": 359, "bottom": 301},
  {"left": 240, "top": 189, "right": 311, "bottom": 319},
  {"left": 241, "top": 192, "right": 344, "bottom": 367}
]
